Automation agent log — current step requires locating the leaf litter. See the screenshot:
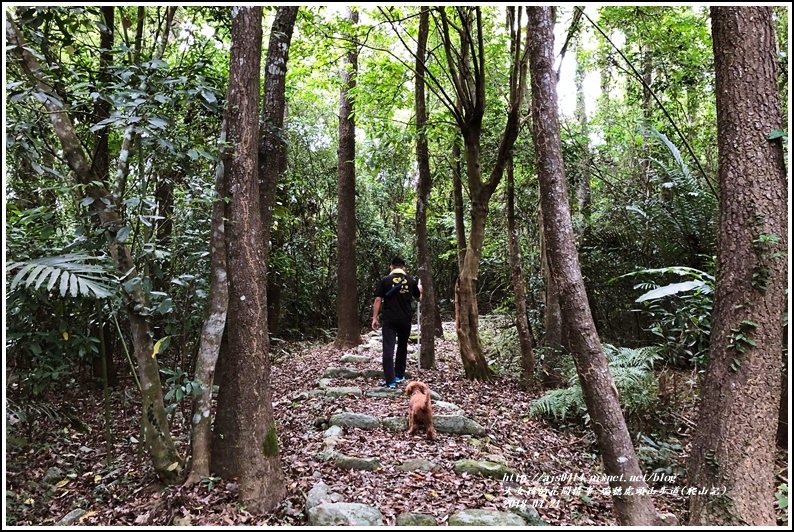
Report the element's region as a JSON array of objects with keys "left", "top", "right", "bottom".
[{"left": 6, "top": 324, "right": 707, "bottom": 526}]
